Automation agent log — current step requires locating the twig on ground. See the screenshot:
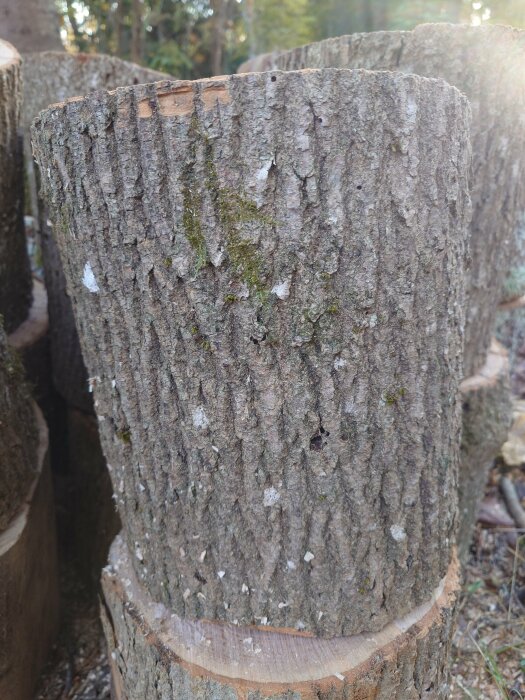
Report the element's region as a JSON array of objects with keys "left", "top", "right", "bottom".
[{"left": 501, "top": 477, "right": 525, "bottom": 530}]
